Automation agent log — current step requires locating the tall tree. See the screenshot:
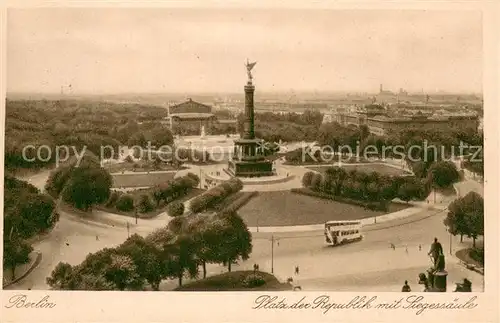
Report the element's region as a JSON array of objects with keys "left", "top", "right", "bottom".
[
  {"left": 4, "top": 176, "right": 57, "bottom": 277},
  {"left": 46, "top": 262, "right": 74, "bottom": 290},
  {"left": 427, "top": 161, "right": 460, "bottom": 189},
  {"left": 3, "top": 238, "right": 33, "bottom": 280},
  {"left": 445, "top": 192, "right": 484, "bottom": 247},
  {"left": 163, "top": 235, "right": 199, "bottom": 286},
  {"left": 117, "top": 234, "right": 164, "bottom": 291},
  {"left": 62, "top": 166, "right": 113, "bottom": 211},
  {"left": 214, "top": 211, "right": 252, "bottom": 272}
]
